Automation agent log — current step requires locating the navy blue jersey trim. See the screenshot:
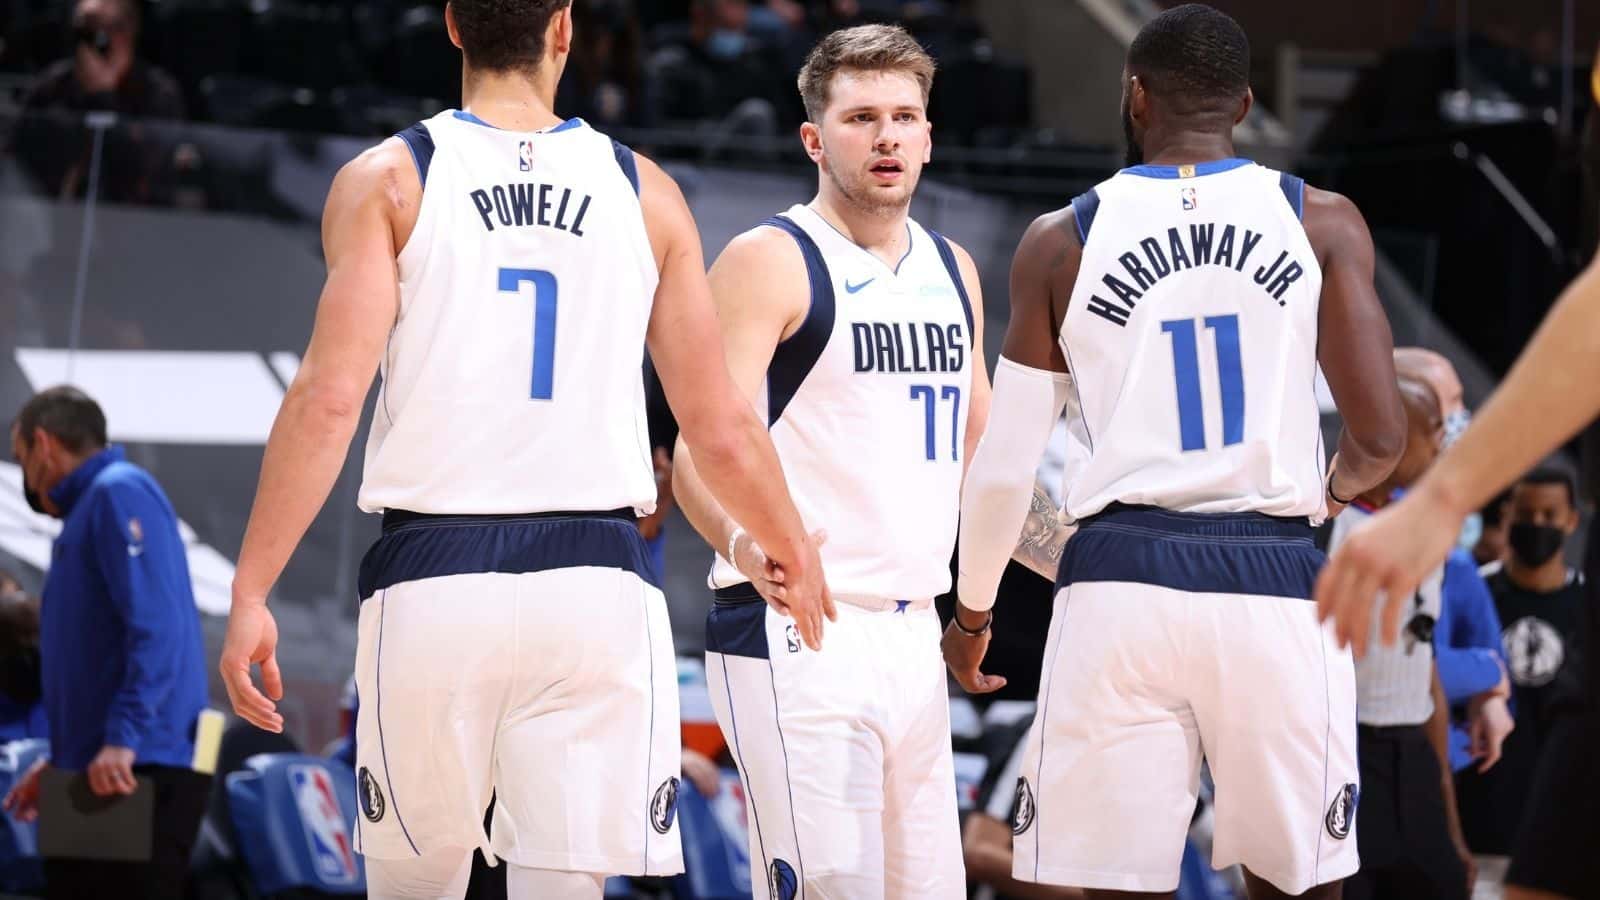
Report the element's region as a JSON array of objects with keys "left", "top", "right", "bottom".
[
  {"left": 760, "top": 215, "right": 835, "bottom": 427},
  {"left": 1279, "top": 172, "right": 1306, "bottom": 220},
  {"left": 396, "top": 123, "right": 434, "bottom": 186},
  {"left": 1057, "top": 504, "right": 1322, "bottom": 600},
  {"left": 706, "top": 592, "right": 769, "bottom": 659},
  {"left": 357, "top": 511, "right": 657, "bottom": 599},
  {"left": 1121, "top": 157, "right": 1252, "bottom": 179},
  {"left": 928, "top": 230, "right": 975, "bottom": 335},
  {"left": 1069, "top": 189, "right": 1100, "bottom": 244},
  {"left": 612, "top": 139, "right": 640, "bottom": 196}
]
